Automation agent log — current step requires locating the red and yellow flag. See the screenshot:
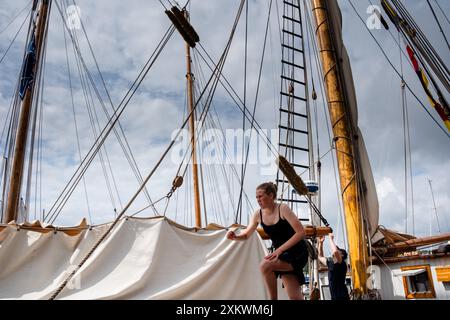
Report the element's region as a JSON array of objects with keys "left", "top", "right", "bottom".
[{"left": 406, "top": 45, "right": 450, "bottom": 131}]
